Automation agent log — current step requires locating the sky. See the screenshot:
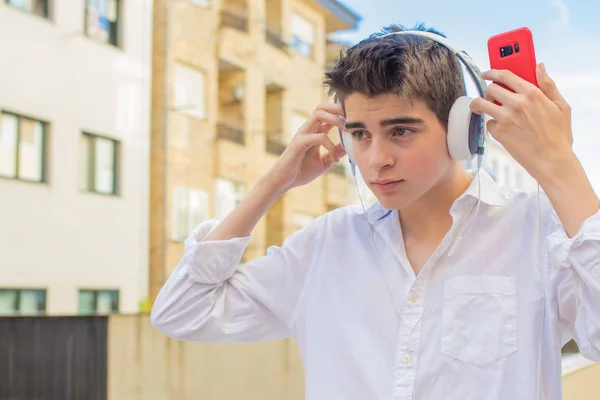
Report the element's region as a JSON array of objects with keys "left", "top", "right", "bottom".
[{"left": 333, "top": 0, "right": 600, "bottom": 193}]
